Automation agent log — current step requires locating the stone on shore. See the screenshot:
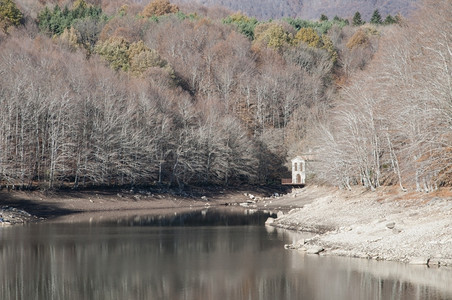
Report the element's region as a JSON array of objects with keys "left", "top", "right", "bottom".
[
  {"left": 385, "top": 222, "right": 395, "bottom": 229},
  {"left": 409, "top": 257, "right": 430, "bottom": 265},
  {"left": 306, "top": 246, "right": 324, "bottom": 255},
  {"left": 427, "top": 259, "right": 440, "bottom": 266},
  {"left": 439, "top": 258, "right": 452, "bottom": 266},
  {"left": 265, "top": 217, "right": 275, "bottom": 225},
  {"left": 264, "top": 186, "right": 452, "bottom": 265}
]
